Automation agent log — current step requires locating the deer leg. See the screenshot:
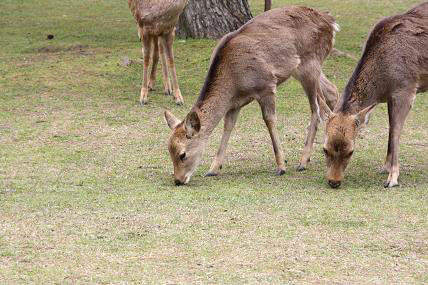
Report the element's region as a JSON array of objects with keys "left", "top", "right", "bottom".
[
  {"left": 160, "top": 32, "right": 184, "bottom": 105},
  {"left": 297, "top": 78, "right": 322, "bottom": 171},
  {"left": 140, "top": 34, "right": 153, "bottom": 105},
  {"left": 148, "top": 36, "right": 159, "bottom": 91},
  {"left": 319, "top": 72, "right": 339, "bottom": 110},
  {"left": 137, "top": 25, "right": 142, "bottom": 41},
  {"left": 384, "top": 92, "right": 414, "bottom": 188},
  {"left": 381, "top": 101, "right": 394, "bottom": 174},
  {"left": 206, "top": 108, "right": 241, "bottom": 177},
  {"left": 297, "top": 113, "right": 319, "bottom": 171},
  {"left": 258, "top": 95, "right": 286, "bottom": 176},
  {"left": 159, "top": 38, "right": 172, "bottom": 96}
]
